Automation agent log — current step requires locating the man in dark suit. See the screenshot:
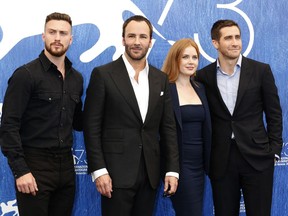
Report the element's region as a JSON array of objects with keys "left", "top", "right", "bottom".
[
  {"left": 196, "top": 20, "right": 283, "bottom": 216},
  {"left": 83, "top": 15, "right": 179, "bottom": 216}
]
